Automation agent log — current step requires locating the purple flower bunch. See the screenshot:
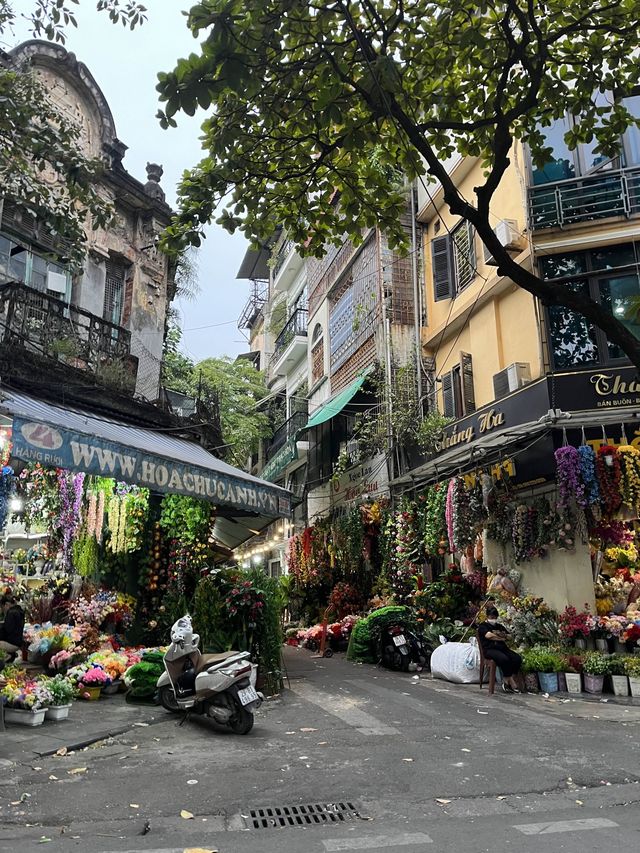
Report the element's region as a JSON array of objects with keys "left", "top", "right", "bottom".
[
  {"left": 555, "top": 446, "right": 585, "bottom": 510},
  {"left": 57, "top": 471, "right": 85, "bottom": 570},
  {"left": 577, "top": 445, "right": 600, "bottom": 505}
]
